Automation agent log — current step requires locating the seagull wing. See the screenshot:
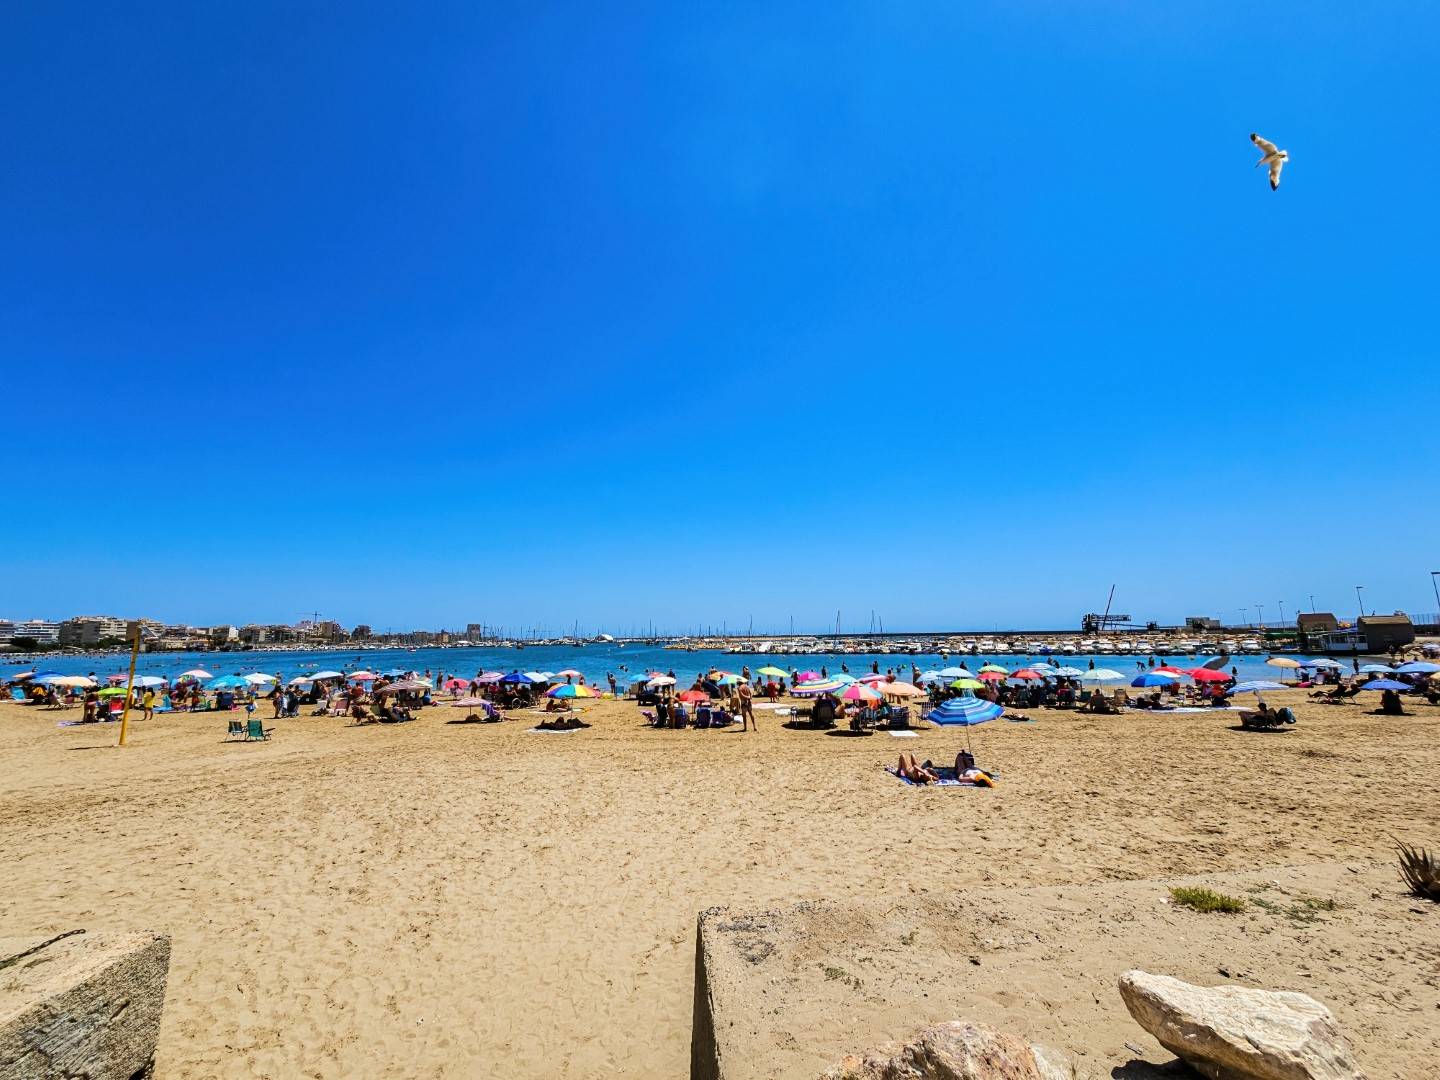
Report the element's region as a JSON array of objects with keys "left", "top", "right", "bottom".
[
  {"left": 1251, "top": 132, "right": 1278, "bottom": 155},
  {"left": 1269, "top": 157, "right": 1284, "bottom": 190}
]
